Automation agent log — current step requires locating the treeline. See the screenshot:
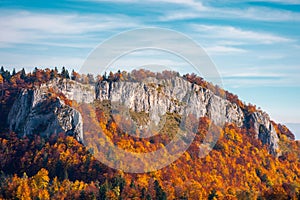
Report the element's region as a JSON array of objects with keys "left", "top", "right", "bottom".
[
  {"left": 0, "top": 66, "right": 96, "bottom": 86},
  {"left": 0, "top": 66, "right": 287, "bottom": 130},
  {"left": 0, "top": 66, "right": 255, "bottom": 114},
  {"left": 97, "top": 69, "right": 259, "bottom": 114}
]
